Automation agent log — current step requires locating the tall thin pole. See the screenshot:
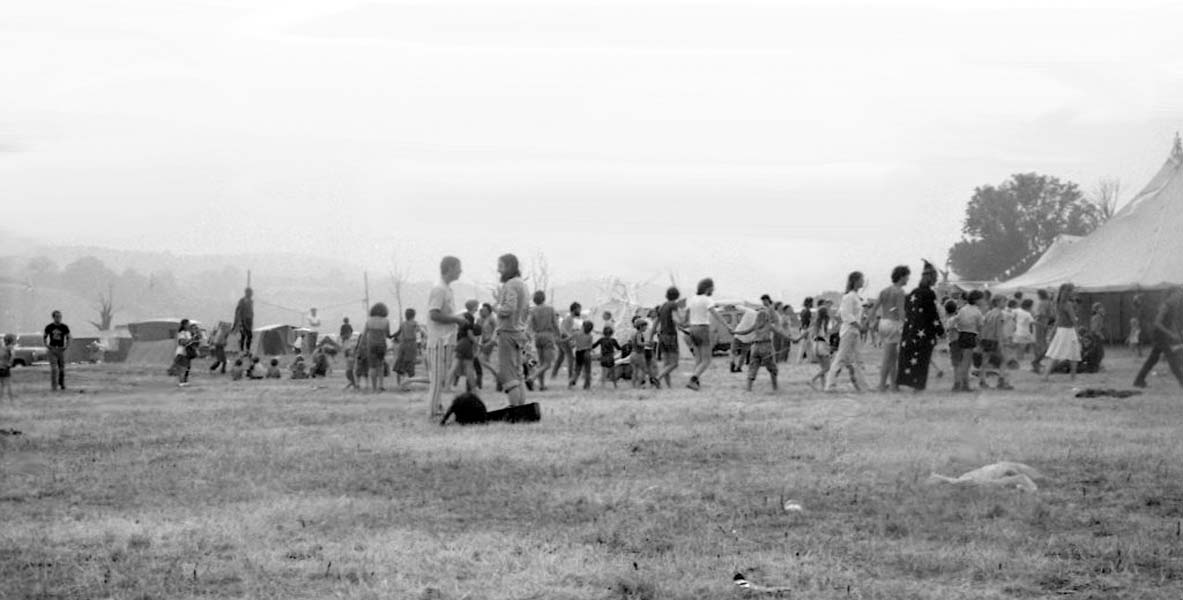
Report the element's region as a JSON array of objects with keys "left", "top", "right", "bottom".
[
  {"left": 363, "top": 271, "right": 370, "bottom": 312},
  {"left": 247, "top": 269, "right": 252, "bottom": 288}
]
